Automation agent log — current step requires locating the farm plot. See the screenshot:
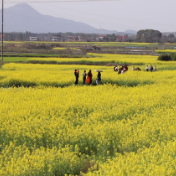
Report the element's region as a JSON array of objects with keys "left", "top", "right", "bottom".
[
  {"left": 155, "top": 49, "right": 176, "bottom": 53},
  {"left": 1, "top": 79, "right": 176, "bottom": 175},
  {"left": 0, "top": 63, "right": 176, "bottom": 88},
  {"left": 1, "top": 60, "right": 176, "bottom": 175},
  {"left": 28, "top": 53, "right": 161, "bottom": 65}
]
